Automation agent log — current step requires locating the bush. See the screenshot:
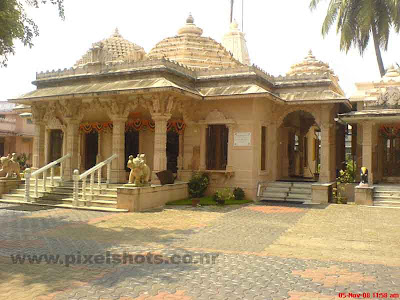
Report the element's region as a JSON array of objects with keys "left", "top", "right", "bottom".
[
  {"left": 16, "top": 153, "right": 29, "bottom": 171},
  {"left": 213, "top": 188, "right": 234, "bottom": 205},
  {"left": 337, "top": 158, "right": 356, "bottom": 184},
  {"left": 233, "top": 187, "right": 245, "bottom": 200},
  {"left": 188, "top": 173, "right": 209, "bottom": 198}
]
